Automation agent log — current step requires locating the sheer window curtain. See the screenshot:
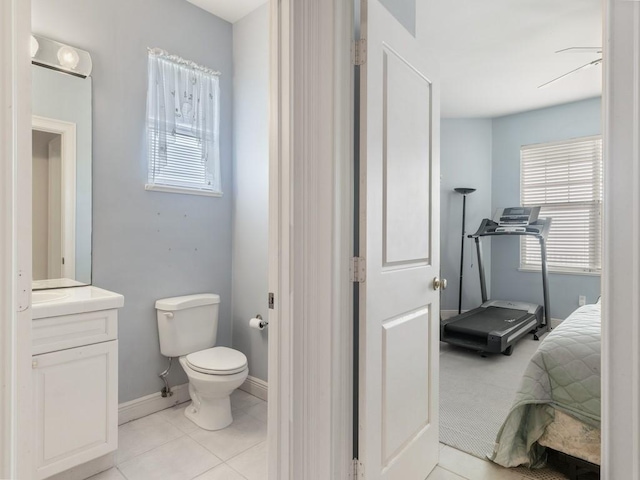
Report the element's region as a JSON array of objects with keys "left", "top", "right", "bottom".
[{"left": 146, "top": 48, "right": 221, "bottom": 193}]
